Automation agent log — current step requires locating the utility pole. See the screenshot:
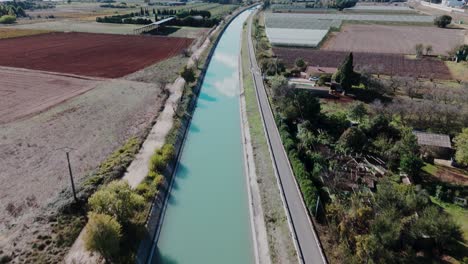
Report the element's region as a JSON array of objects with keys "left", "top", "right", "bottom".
[{"left": 66, "top": 151, "right": 78, "bottom": 203}]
